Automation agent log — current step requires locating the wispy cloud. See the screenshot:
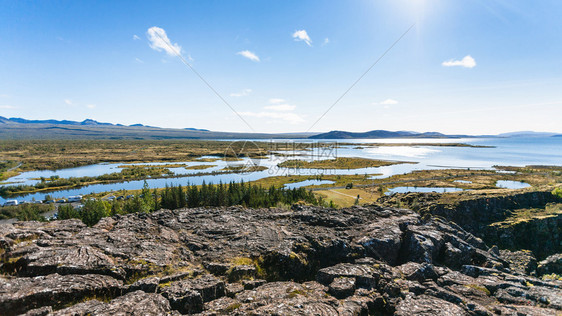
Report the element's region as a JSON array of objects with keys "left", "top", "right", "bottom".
[
  {"left": 64, "top": 99, "right": 73, "bottom": 105},
  {"left": 0, "top": 94, "right": 9, "bottom": 98},
  {"left": 230, "top": 89, "right": 252, "bottom": 97},
  {"left": 293, "top": 30, "right": 312, "bottom": 46},
  {"left": 147, "top": 26, "right": 182, "bottom": 56},
  {"left": 133, "top": 34, "right": 140, "bottom": 40},
  {"left": 322, "top": 38, "right": 330, "bottom": 46},
  {"left": 0, "top": 105, "right": 15, "bottom": 109},
  {"left": 264, "top": 98, "right": 296, "bottom": 111},
  {"left": 237, "top": 50, "right": 260, "bottom": 62},
  {"left": 240, "top": 111, "right": 304, "bottom": 124},
  {"left": 242, "top": 98, "right": 303, "bottom": 124},
  {"left": 134, "top": 57, "right": 144, "bottom": 64},
  {"left": 268, "top": 98, "right": 285, "bottom": 104},
  {"left": 86, "top": 104, "right": 96, "bottom": 109},
  {"left": 264, "top": 104, "right": 296, "bottom": 111},
  {"left": 442, "top": 55, "right": 476, "bottom": 68},
  {"left": 380, "top": 99, "right": 398, "bottom": 105}
]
